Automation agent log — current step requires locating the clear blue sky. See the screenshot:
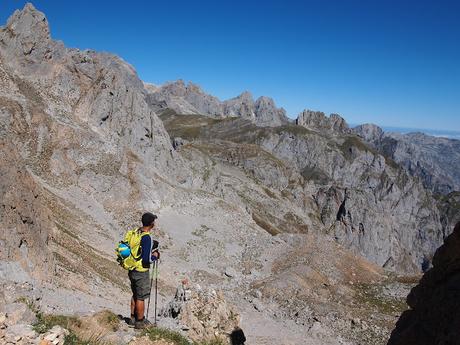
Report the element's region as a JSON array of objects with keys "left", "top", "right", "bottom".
[{"left": 1, "top": 0, "right": 459, "bottom": 131}]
